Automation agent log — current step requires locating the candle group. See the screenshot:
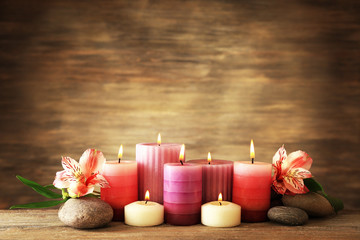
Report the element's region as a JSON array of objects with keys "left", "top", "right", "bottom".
[{"left": 101, "top": 136, "right": 273, "bottom": 227}]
